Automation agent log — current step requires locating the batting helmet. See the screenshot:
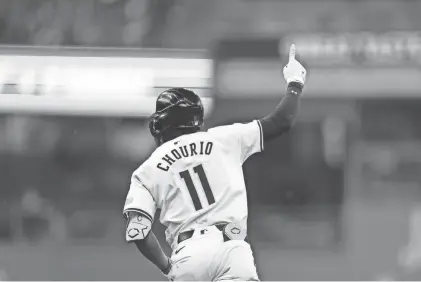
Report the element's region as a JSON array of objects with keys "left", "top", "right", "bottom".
[{"left": 149, "top": 88, "right": 204, "bottom": 140}]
